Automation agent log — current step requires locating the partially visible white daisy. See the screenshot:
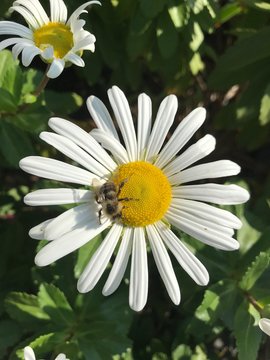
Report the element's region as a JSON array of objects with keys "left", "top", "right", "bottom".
[
  {"left": 259, "top": 318, "right": 270, "bottom": 336},
  {"left": 0, "top": 0, "right": 99, "bottom": 78},
  {"left": 20, "top": 85, "right": 250, "bottom": 311},
  {"left": 24, "top": 346, "right": 69, "bottom": 360}
]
